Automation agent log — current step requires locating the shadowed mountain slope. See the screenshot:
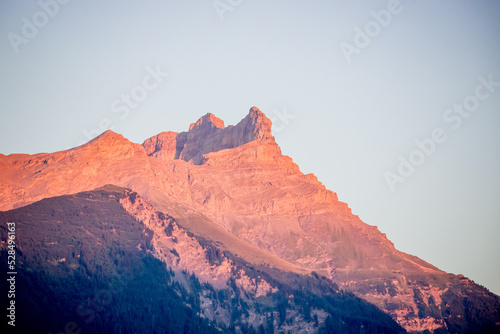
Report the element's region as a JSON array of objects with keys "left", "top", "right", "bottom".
[{"left": 0, "top": 187, "right": 404, "bottom": 333}]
